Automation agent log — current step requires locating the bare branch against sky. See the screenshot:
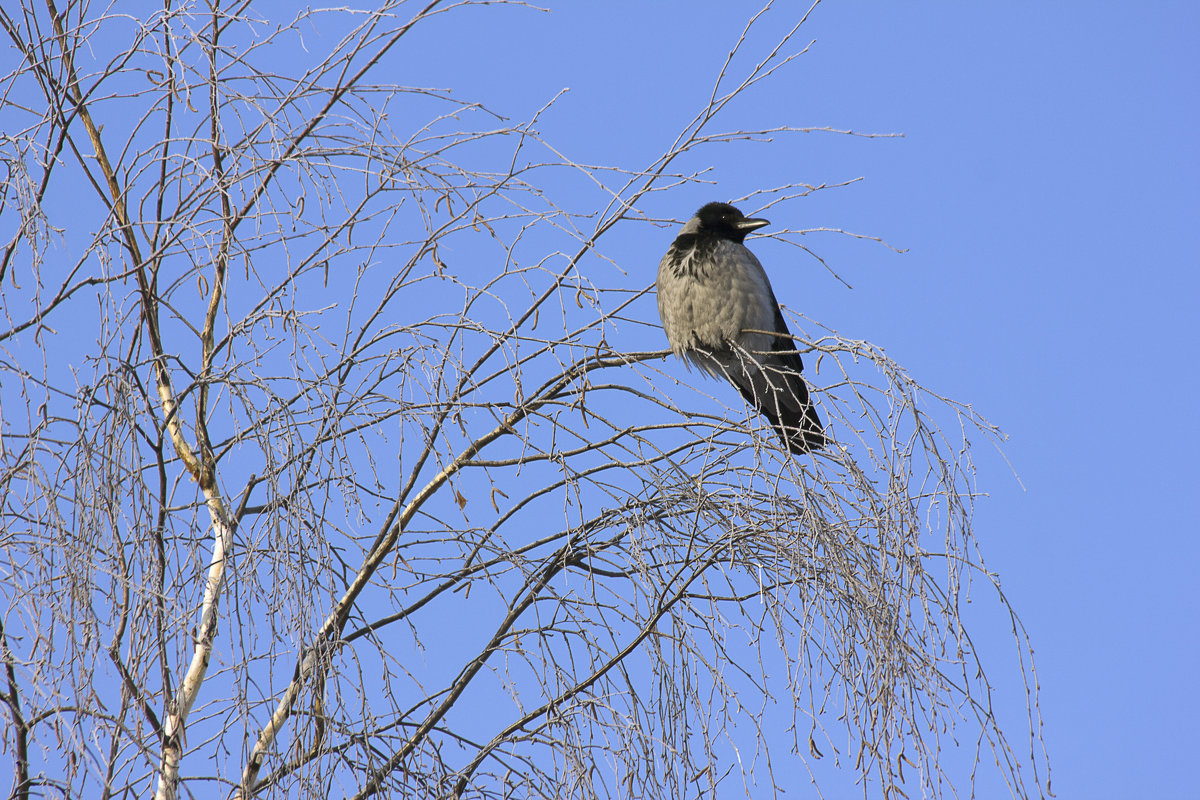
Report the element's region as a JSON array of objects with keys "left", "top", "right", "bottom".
[{"left": 0, "top": 2, "right": 1049, "bottom": 798}]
